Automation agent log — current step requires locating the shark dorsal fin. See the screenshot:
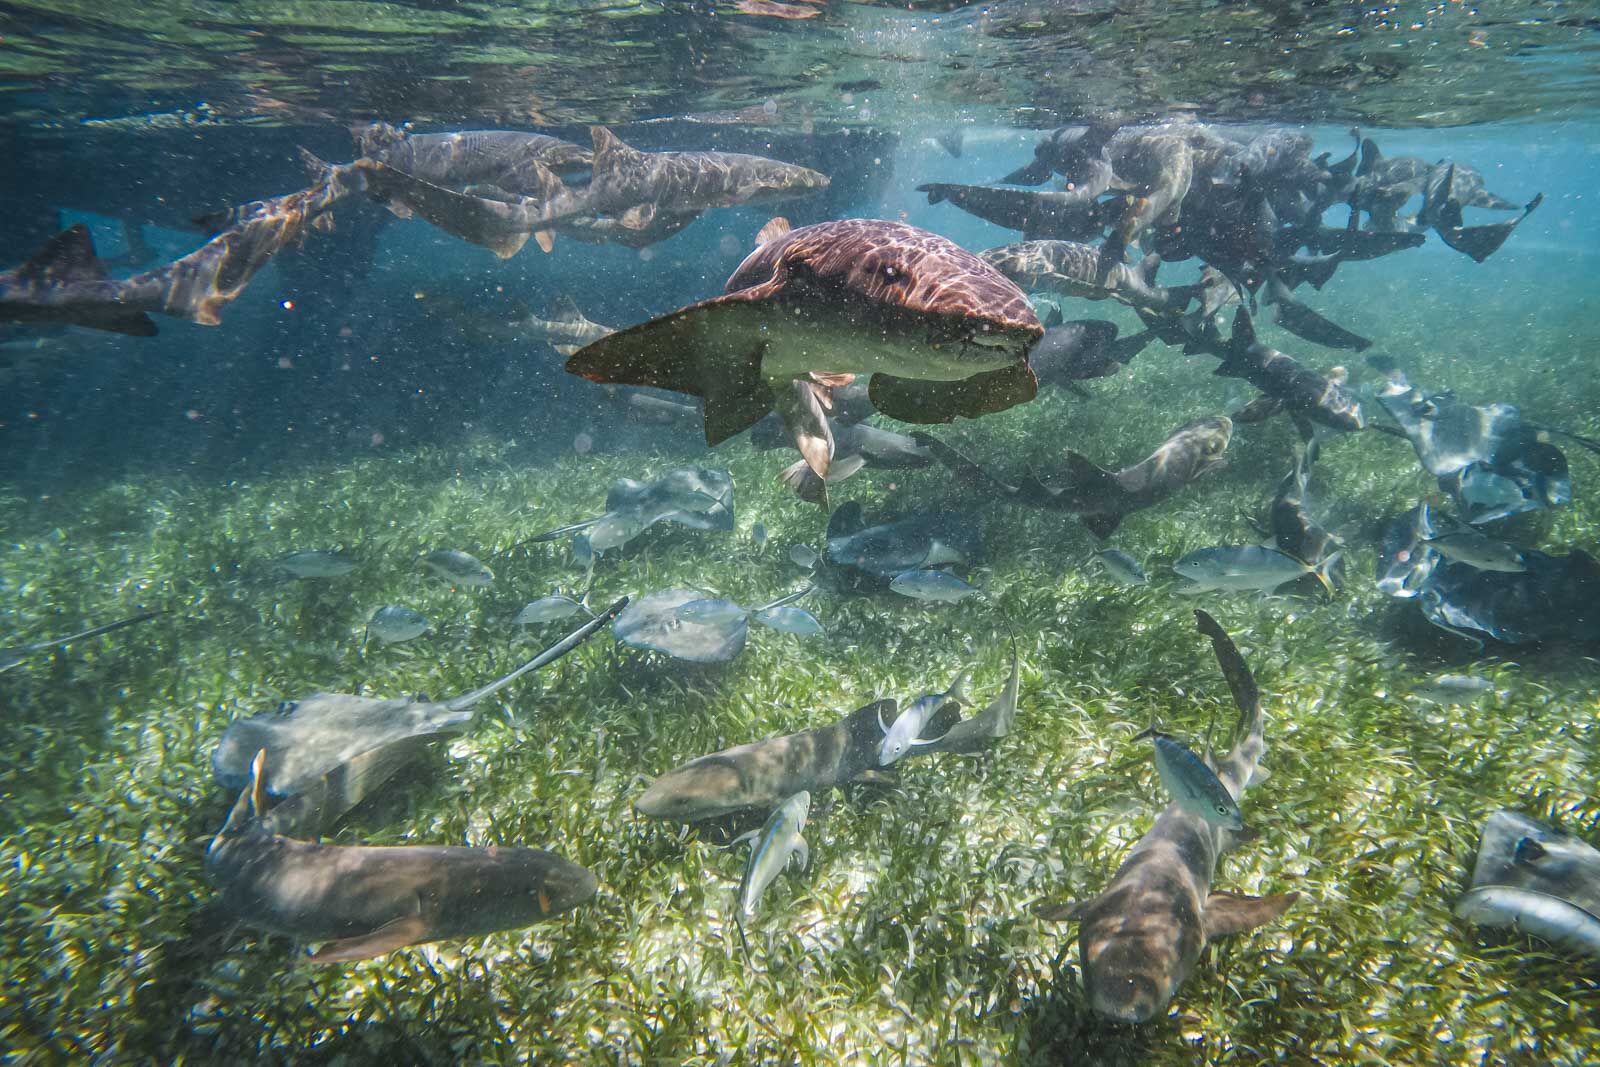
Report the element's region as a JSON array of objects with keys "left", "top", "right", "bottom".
[
  {"left": 21, "top": 225, "right": 113, "bottom": 287},
  {"left": 1356, "top": 138, "right": 1383, "bottom": 177},
  {"left": 756, "top": 217, "right": 792, "bottom": 248},
  {"left": 591, "top": 126, "right": 639, "bottom": 172},
  {"left": 549, "top": 295, "right": 584, "bottom": 322},
  {"left": 1231, "top": 306, "right": 1257, "bottom": 350}
]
